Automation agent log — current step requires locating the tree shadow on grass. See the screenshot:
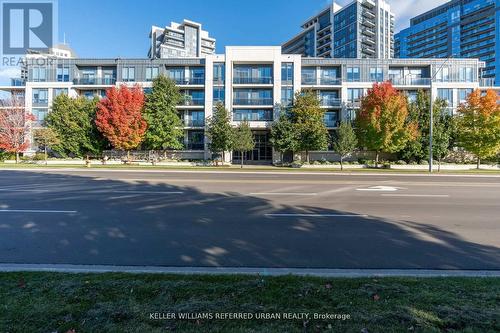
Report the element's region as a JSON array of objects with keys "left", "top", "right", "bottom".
[{"left": 0, "top": 170, "right": 498, "bottom": 269}]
